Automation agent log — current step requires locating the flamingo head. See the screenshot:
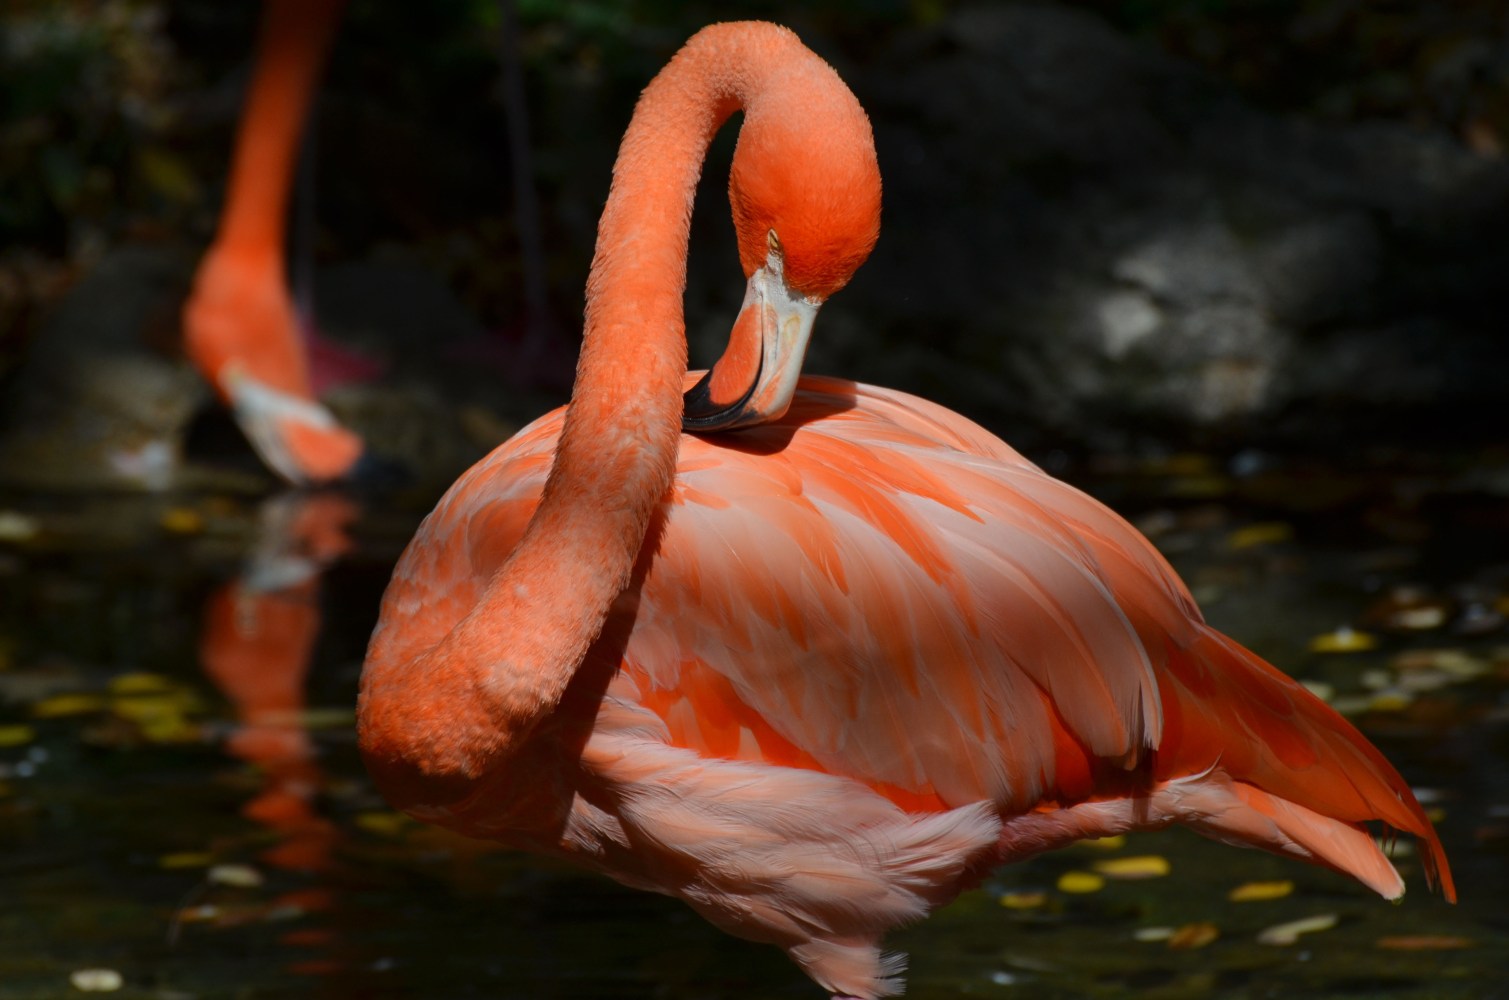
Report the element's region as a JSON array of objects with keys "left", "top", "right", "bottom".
[
  {"left": 683, "top": 53, "right": 881, "bottom": 432},
  {"left": 220, "top": 363, "right": 364, "bottom": 485}
]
